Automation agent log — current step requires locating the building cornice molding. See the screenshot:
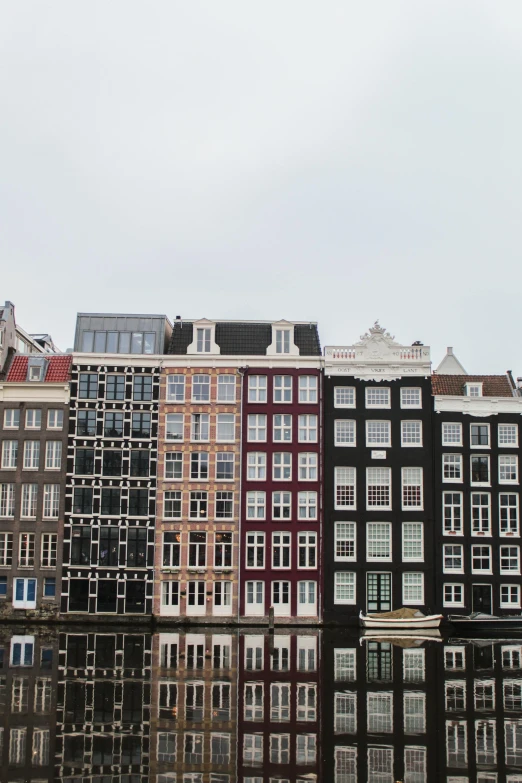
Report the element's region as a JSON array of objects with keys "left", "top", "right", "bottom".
[
  {"left": 434, "top": 395, "right": 522, "bottom": 416},
  {"left": 0, "top": 382, "right": 70, "bottom": 403}
]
